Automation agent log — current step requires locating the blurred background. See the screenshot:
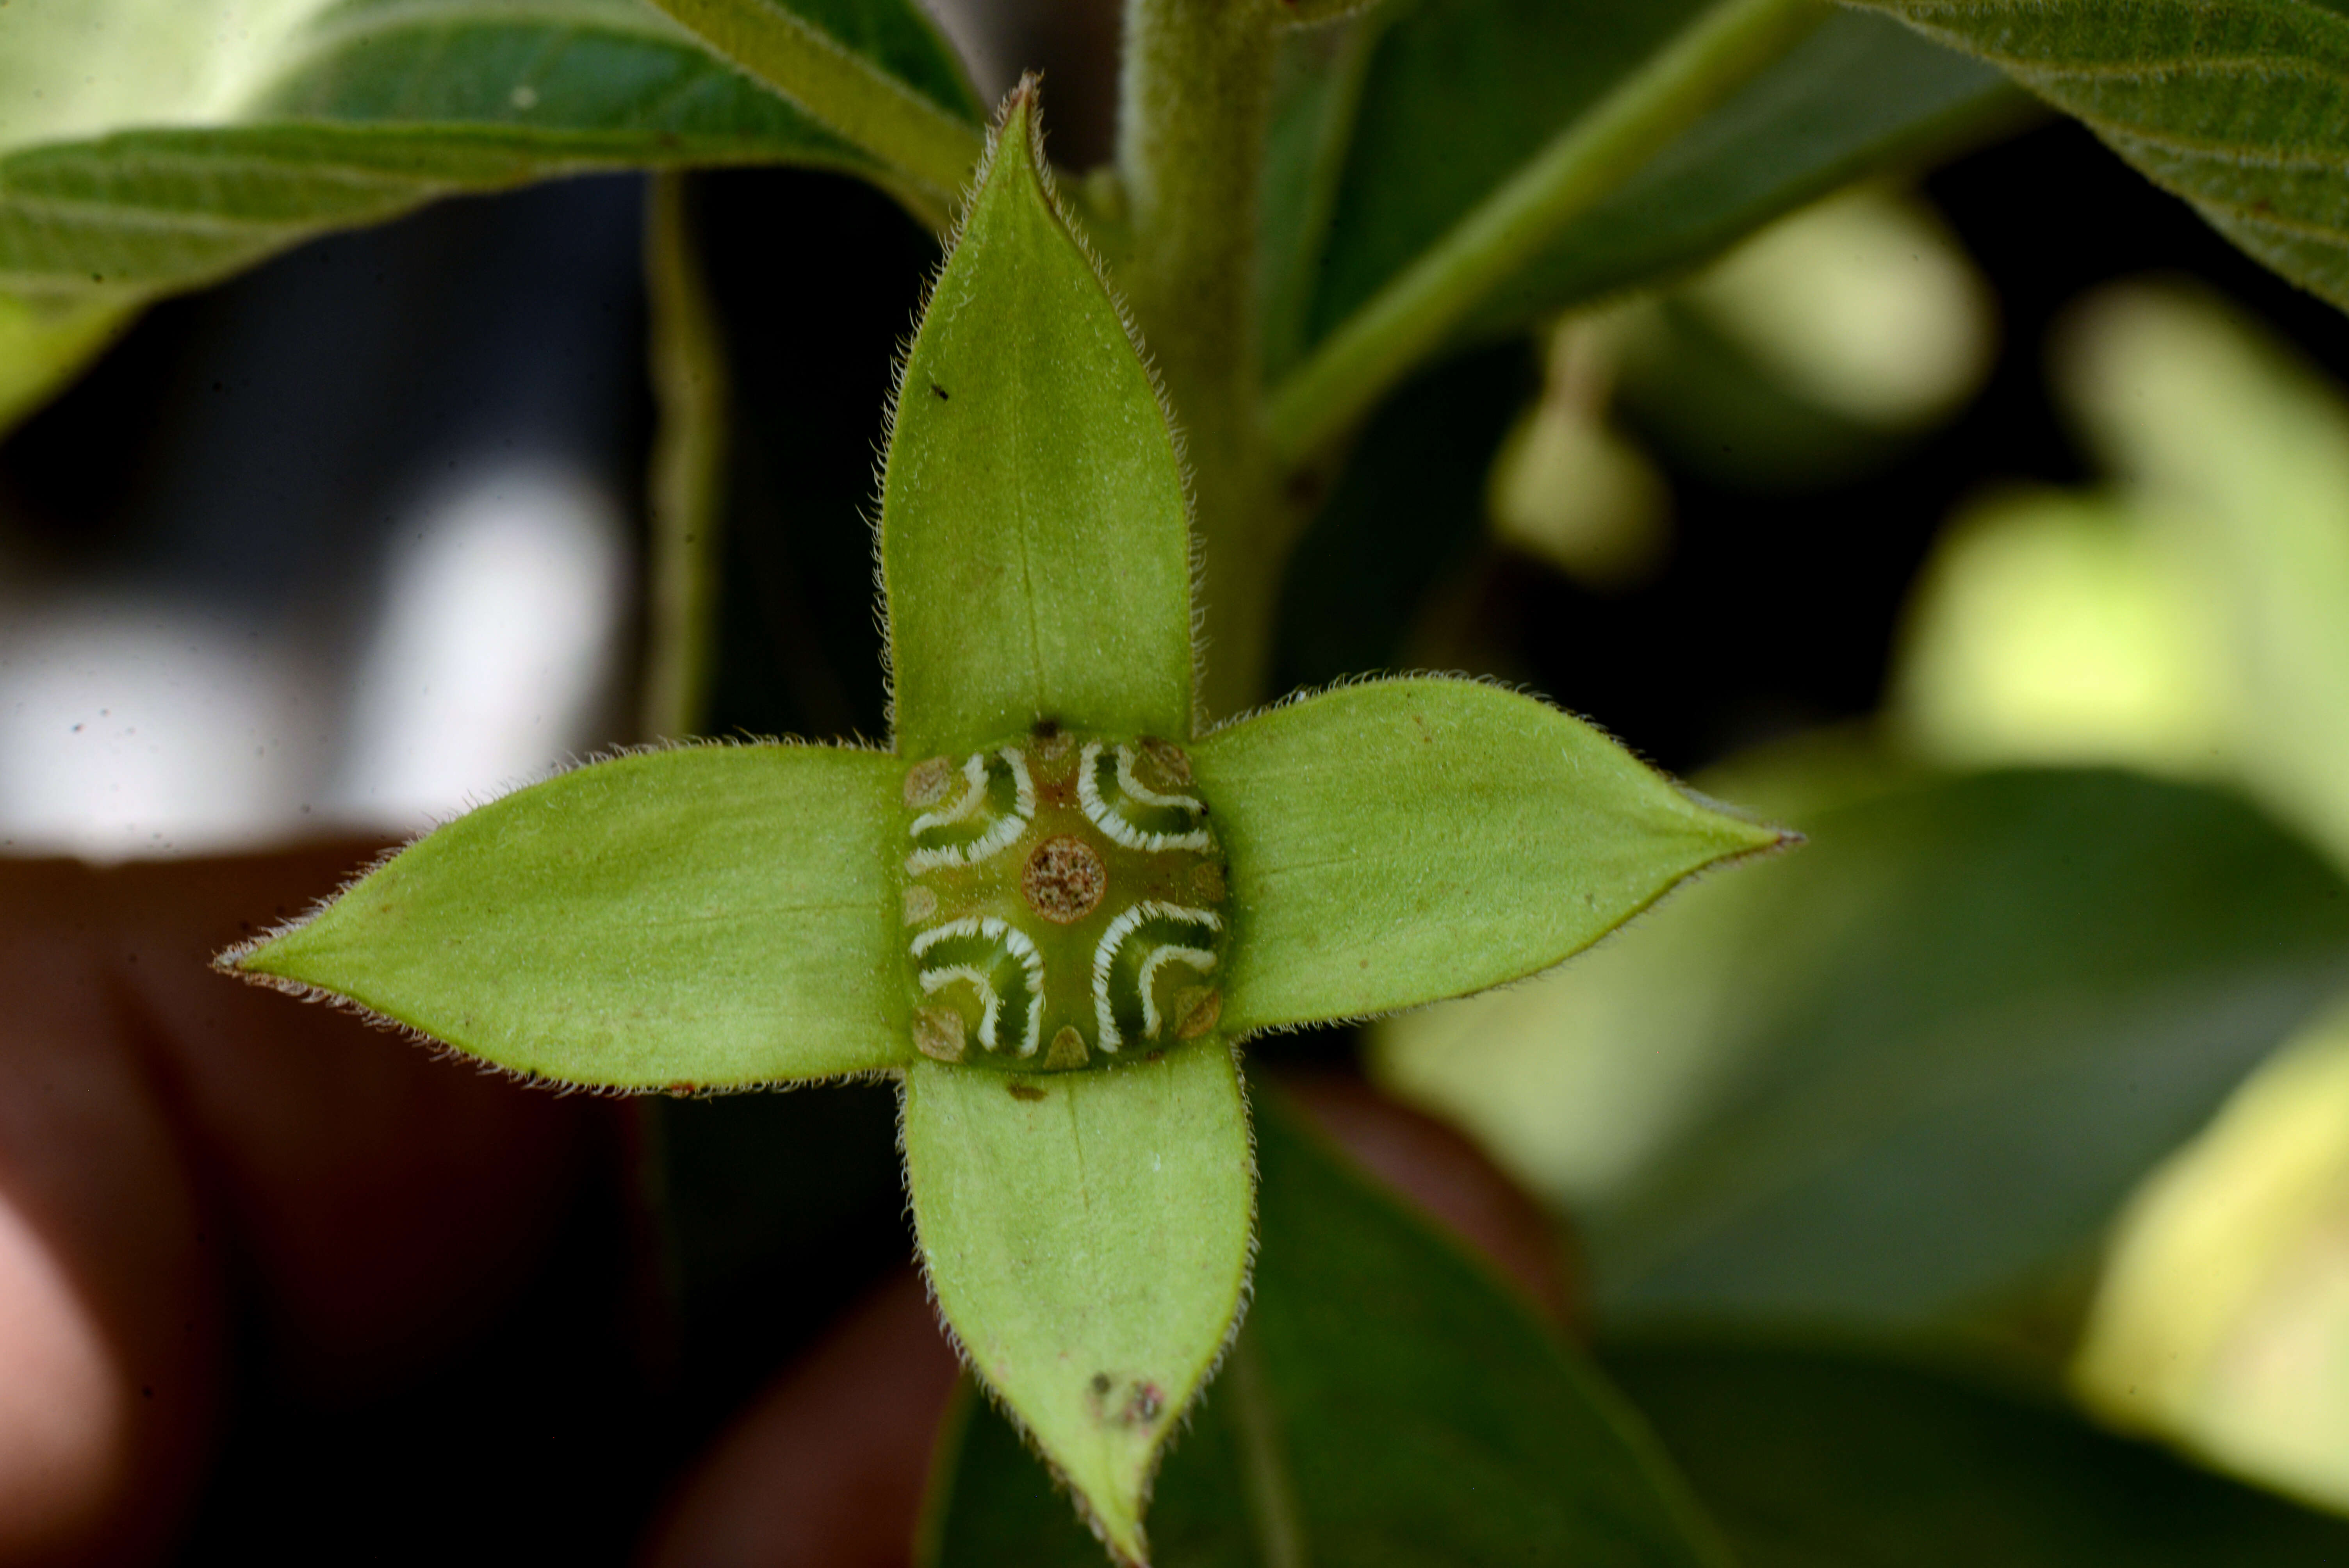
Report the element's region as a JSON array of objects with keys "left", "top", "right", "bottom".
[{"left": 11, "top": 0, "right": 2349, "bottom": 1556}]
